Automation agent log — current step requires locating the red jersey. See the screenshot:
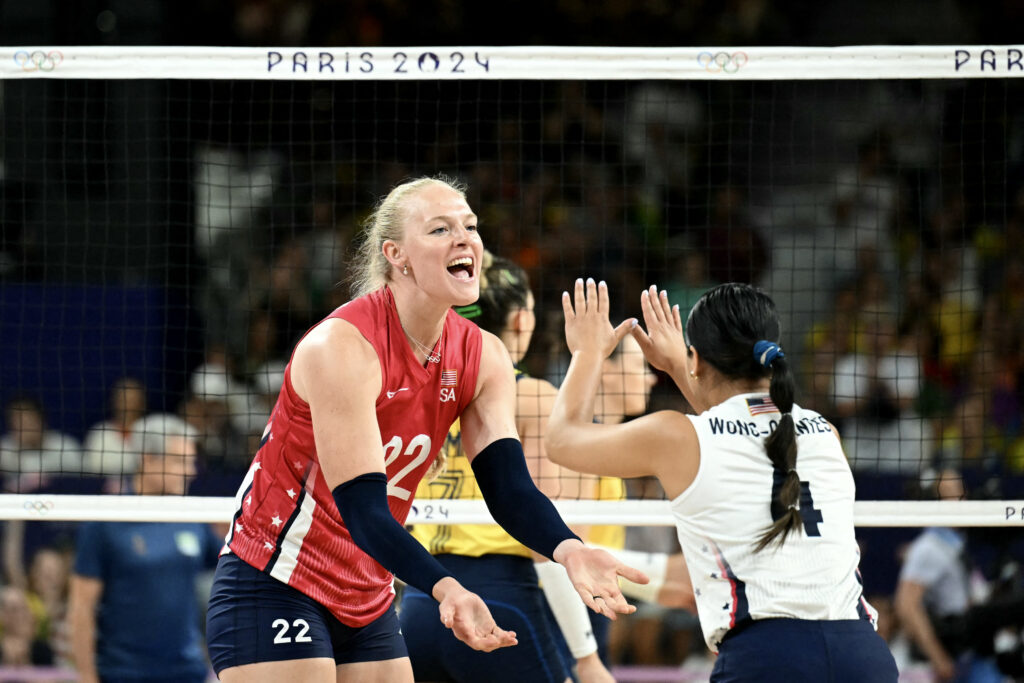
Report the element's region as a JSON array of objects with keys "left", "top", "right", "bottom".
[{"left": 224, "top": 287, "right": 483, "bottom": 626}]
